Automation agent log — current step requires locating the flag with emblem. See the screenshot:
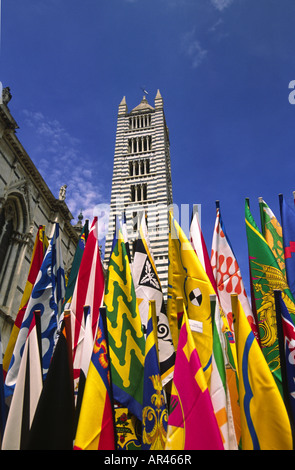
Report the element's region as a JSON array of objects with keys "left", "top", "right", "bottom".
[
  {"left": 231, "top": 294, "right": 293, "bottom": 450},
  {"left": 279, "top": 194, "right": 295, "bottom": 300},
  {"left": 133, "top": 213, "right": 175, "bottom": 386},
  {"left": 3, "top": 226, "right": 48, "bottom": 379},
  {"left": 274, "top": 289, "right": 295, "bottom": 430},
  {"left": 245, "top": 199, "right": 295, "bottom": 396},
  {"left": 104, "top": 220, "right": 145, "bottom": 421},
  {"left": 167, "top": 211, "right": 214, "bottom": 386},
  {"left": 5, "top": 223, "right": 65, "bottom": 397},
  {"left": 165, "top": 306, "right": 224, "bottom": 450},
  {"left": 259, "top": 198, "right": 286, "bottom": 279},
  {"left": 142, "top": 301, "right": 168, "bottom": 450}
]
